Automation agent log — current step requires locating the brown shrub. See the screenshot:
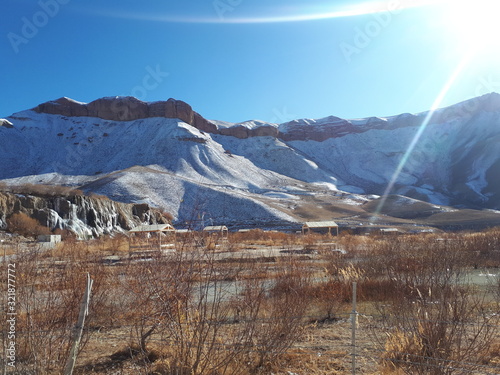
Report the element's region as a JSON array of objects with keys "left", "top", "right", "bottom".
[
  {"left": 6, "top": 212, "right": 50, "bottom": 238},
  {"left": 111, "top": 252, "right": 311, "bottom": 375},
  {"left": 229, "top": 229, "right": 296, "bottom": 246},
  {"left": 11, "top": 243, "right": 110, "bottom": 374},
  {"left": 53, "top": 228, "right": 77, "bottom": 241},
  {"left": 369, "top": 234, "right": 499, "bottom": 374}
]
